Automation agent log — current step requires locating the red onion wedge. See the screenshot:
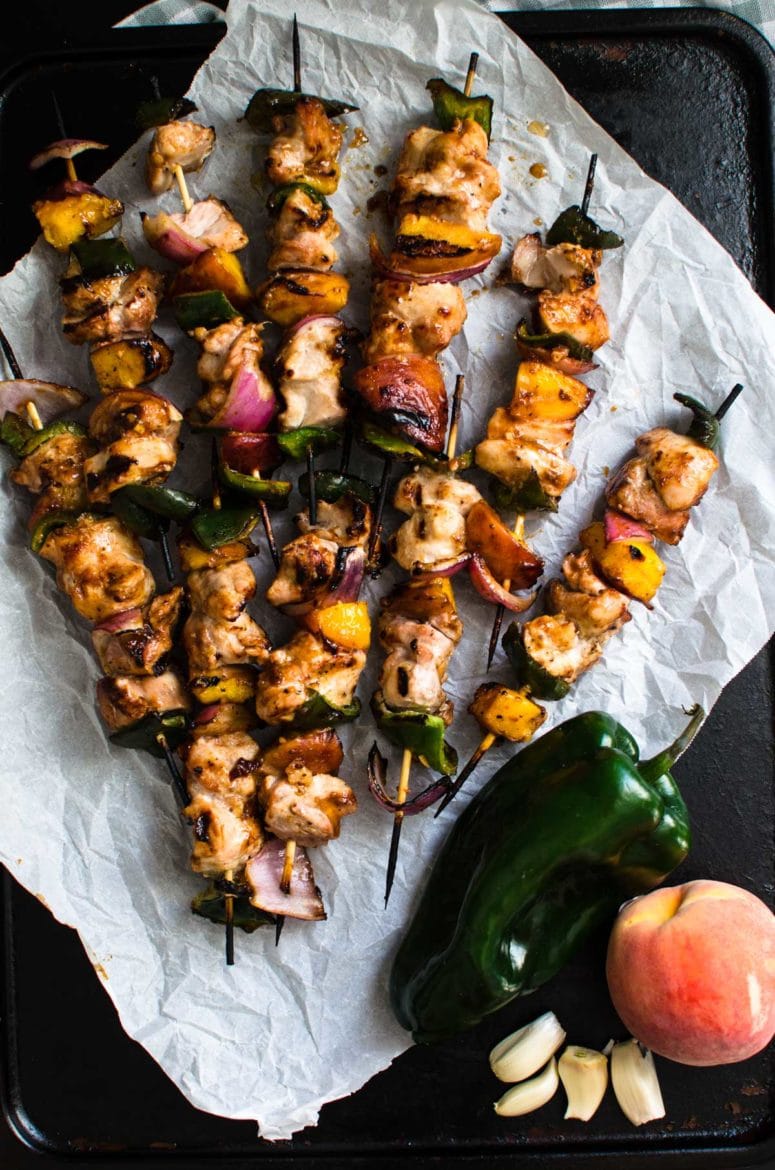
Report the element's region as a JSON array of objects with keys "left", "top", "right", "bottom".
[
  {"left": 192, "top": 704, "right": 221, "bottom": 727},
  {"left": 30, "top": 139, "right": 108, "bottom": 171},
  {"left": 219, "top": 432, "right": 282, "bottom": 475},
  {"left": 284, "top": 546, "right": 366, "bottom": 618},
  {"left": 604, "top": 508, "right": 655, "bottom": 545},
  {"left": 44, "top": 179, "right": 97, "bottom": 201},
  {"left": 283, "top": 313, "right": 344, "bottom": 339},
  {"left": 469, "top": 554, "right": 538, "bottom": 613},
  {"left": 0, "top": 380, "right": 87, "bottom": 423},
  {"left": 141, "top": 211, "right": 209, "bottom": 265},
  {"left": 368, "top": 744, "right": 450, "bottom": 815},
  {"left": 93, "top": 608, "right": 143, "bottom": 634},
  {"left": 414, "top": 553, "right": 471, "bottom": 578},
  {"left": 369, "top": 234, "right": 491, "bottom": 286},
  {"left": 205, "top": 365, "right": 277, "bottom": 432},
  {"left": 245, "top": 838, "right": 326, "bottom": 921}
]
